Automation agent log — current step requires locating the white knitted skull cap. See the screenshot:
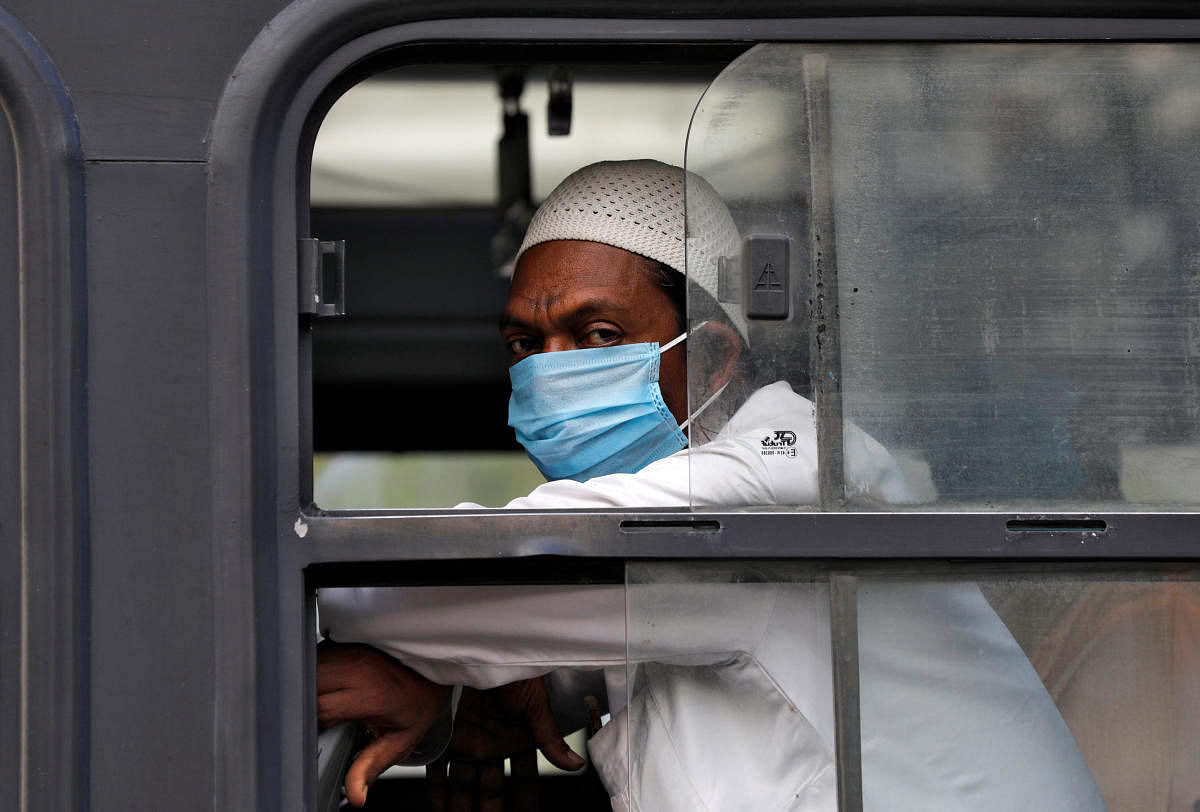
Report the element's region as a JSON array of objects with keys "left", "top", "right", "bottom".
[{"left": 516, "top": 159, "right": 745, "bottom": 337}]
